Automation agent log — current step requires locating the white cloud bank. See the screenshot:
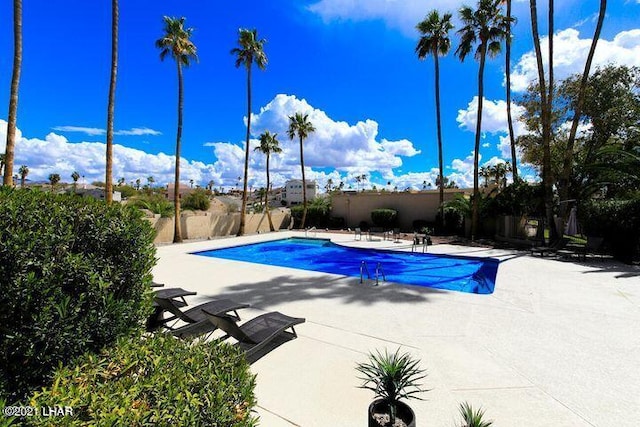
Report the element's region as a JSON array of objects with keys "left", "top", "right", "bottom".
[
  {"left": 511, "top": 28, "right": 640, "bottom": 92},
  {"left": 0, "top": 94, "right": 430, "bottom": 190},
  {"left": 52, "top": 126, "right": 162, "bottom": 136}
]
